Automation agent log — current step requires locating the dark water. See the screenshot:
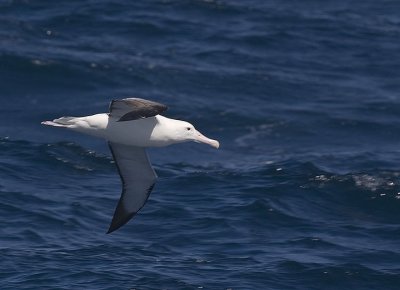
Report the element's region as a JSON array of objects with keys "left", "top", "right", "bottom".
[{"left": 1, "top": 1, "right": 400, "bottom": 289}]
